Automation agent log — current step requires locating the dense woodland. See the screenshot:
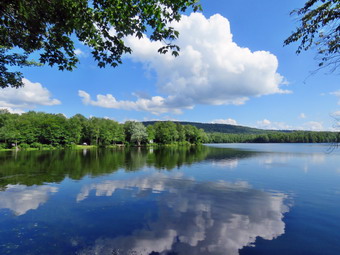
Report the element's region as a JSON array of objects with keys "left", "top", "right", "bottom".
[
  {"left": 143, "top": 121, "right": 266, "bottom": 134},
  {"left": 0, "top": 110, "right": 208, "bottom": 149},
  {"left": 0, "top": 110, "right": 338, "bottom": 150},
  {"left": 207, "top": 132, "right": 340, "bottom": 144}
]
